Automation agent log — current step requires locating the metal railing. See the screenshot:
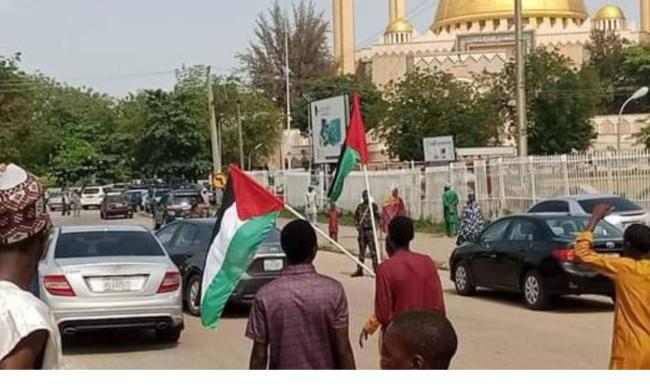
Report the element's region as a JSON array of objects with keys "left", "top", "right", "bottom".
[{"left": 247, "top": 150, "right": 650, "bottom": 223}]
